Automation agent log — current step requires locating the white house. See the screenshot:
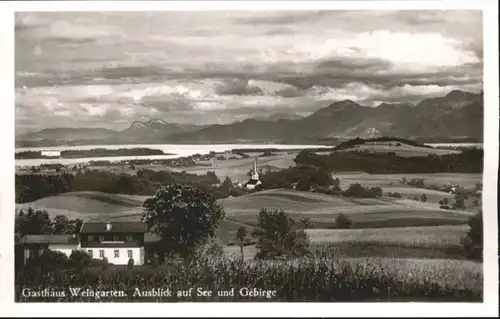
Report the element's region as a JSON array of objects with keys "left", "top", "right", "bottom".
[
  {"left": 79, "top": 221, "right": 148, "bottom": 265},
  {"left": 19, "top": 221, "right": 158, "bottom": 266},
  {"left": 245, "top": 157, "right": 262, "bottom": 190}
]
